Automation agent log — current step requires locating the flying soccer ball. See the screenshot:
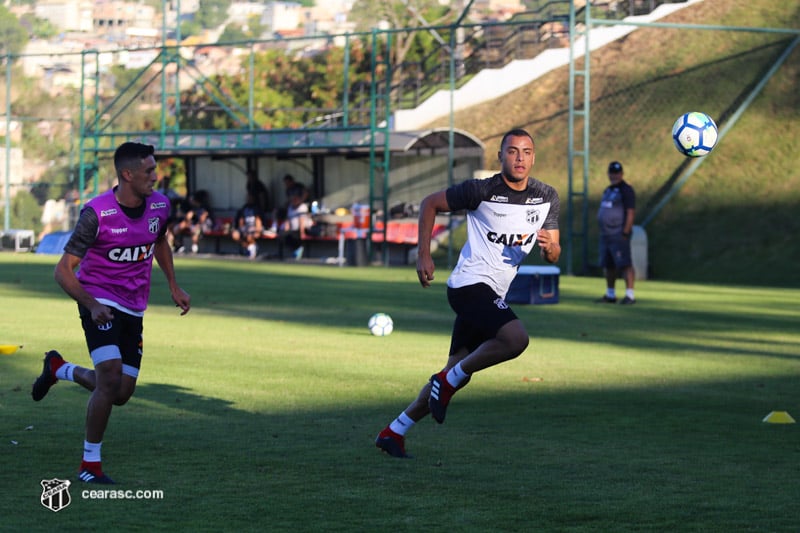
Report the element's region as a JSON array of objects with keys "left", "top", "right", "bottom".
[
  {"left": 671, "top": 111, "right": 718, "bottom": 157},
  {"left": 368, "top": 313, "right": 393, "bottom": 336}
]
